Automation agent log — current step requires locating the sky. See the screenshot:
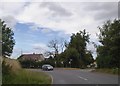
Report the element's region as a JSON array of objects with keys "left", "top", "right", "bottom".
[{"left": 0, "top": 0, "right": 118, "bottom": 59}]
